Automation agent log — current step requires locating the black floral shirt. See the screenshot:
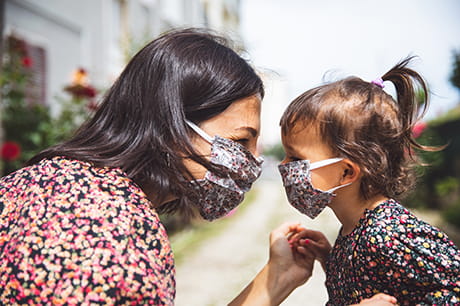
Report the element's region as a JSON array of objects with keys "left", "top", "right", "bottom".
[
  {"left": 326, "top": 199, "right": 460, "bottom": 305},
  {"left": 0, "top": 157, "right": 175, "bottom": 305}
]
